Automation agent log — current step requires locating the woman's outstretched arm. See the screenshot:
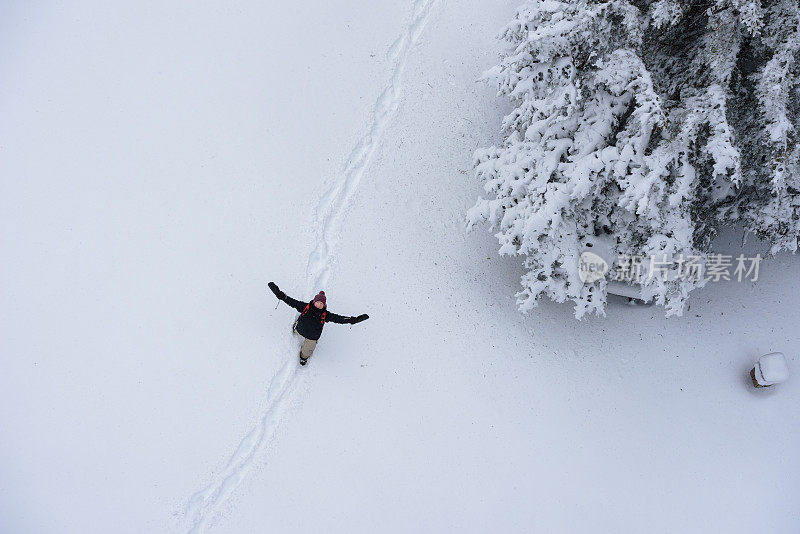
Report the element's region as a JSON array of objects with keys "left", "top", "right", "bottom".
[
  {"left": 268, "top": 282, "right": 307, "bottom": 313},
  {"left": 325, "top": 311, "right": 369, "bottom": 325}
]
